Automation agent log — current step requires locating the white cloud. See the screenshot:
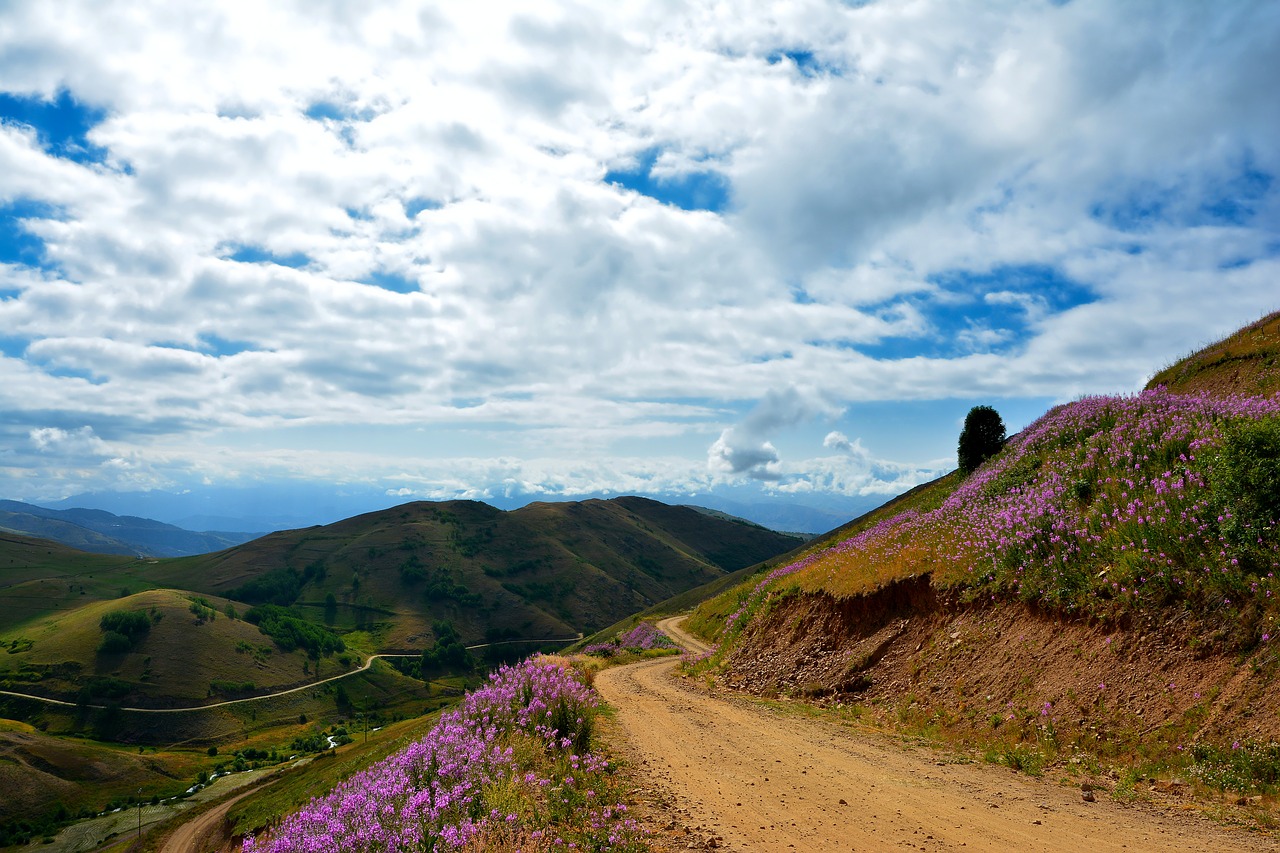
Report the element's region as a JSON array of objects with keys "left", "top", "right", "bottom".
[{"left": 0, "top": 1, "right": 1275, "bottom": 507}]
